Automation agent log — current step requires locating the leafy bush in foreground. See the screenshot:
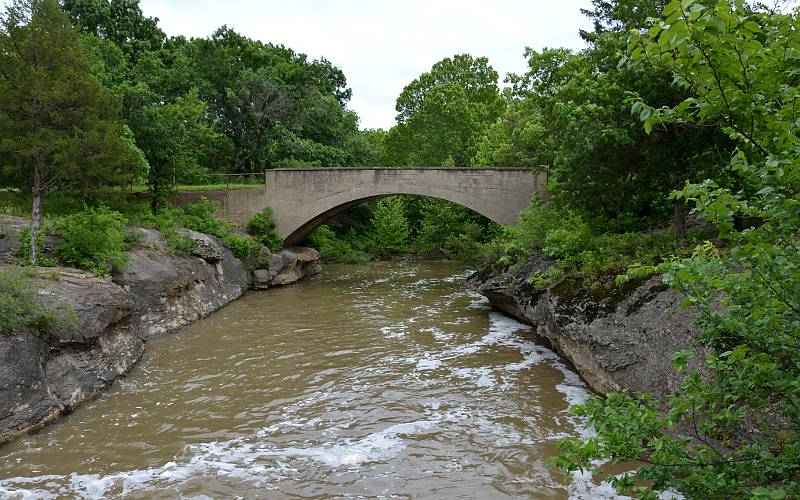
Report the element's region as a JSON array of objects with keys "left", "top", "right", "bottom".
[
  {"left": 55, "top": 207, "right": 128, "bottom": 276},
  {"left": 246, "top": 207, "right": 282, "bottom": 252}
]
